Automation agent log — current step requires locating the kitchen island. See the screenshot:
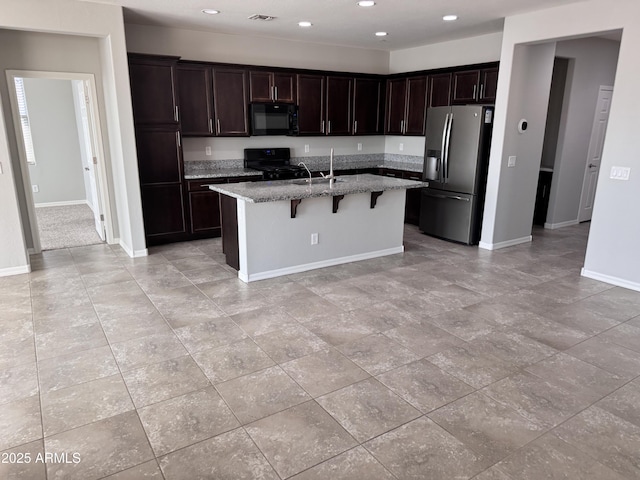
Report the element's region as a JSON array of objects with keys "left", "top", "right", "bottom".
[{"left": 208, "top": 174, "right": 425, "bottom": 282}]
